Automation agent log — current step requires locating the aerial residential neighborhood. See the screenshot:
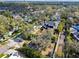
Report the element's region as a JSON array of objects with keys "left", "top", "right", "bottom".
[{"left": 0, "top": 0, "right": 79, "bottom": 58}]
